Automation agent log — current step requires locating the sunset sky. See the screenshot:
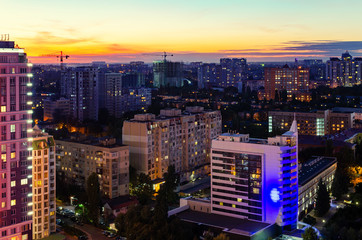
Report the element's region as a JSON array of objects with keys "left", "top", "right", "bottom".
[{"left": 1, "top": 0, "right": 362, "bottom": 63}]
